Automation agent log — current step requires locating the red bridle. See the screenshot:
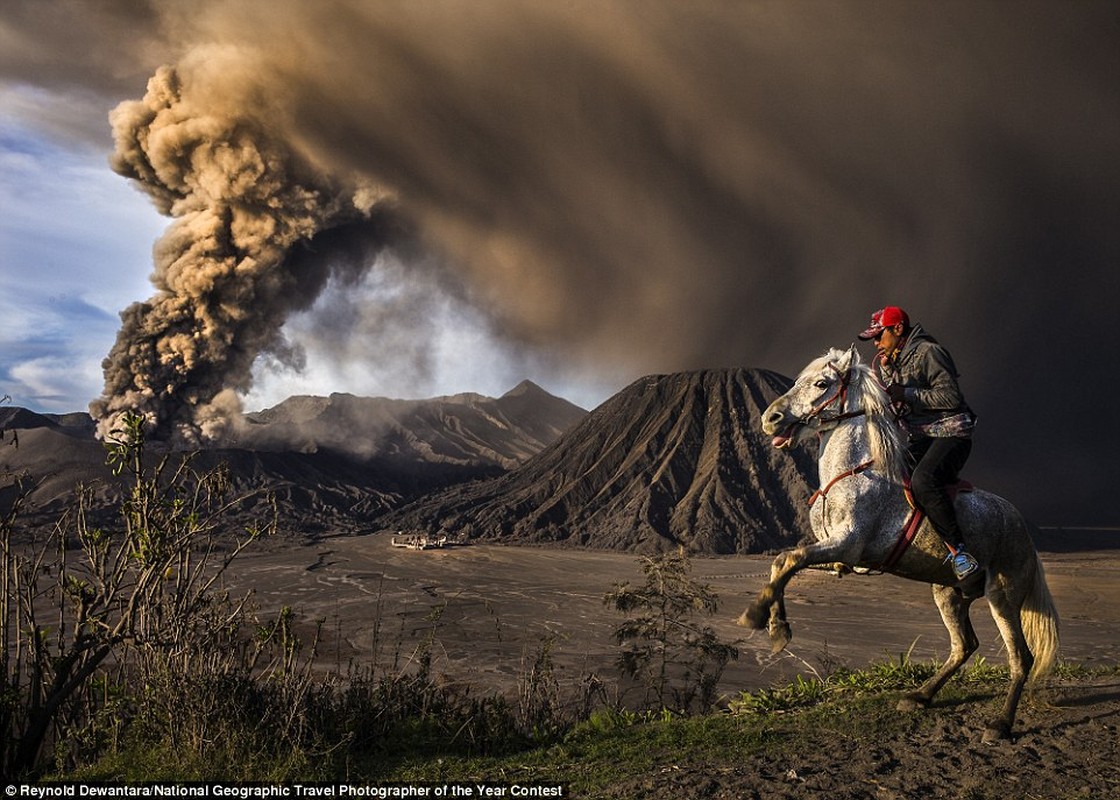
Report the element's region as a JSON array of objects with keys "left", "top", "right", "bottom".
[
  {"left": 801, "top": 364, "right": 872, "bottom": 507},
  {"left": 804, "top": 363, "right": 865, "bottom": 427}
]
